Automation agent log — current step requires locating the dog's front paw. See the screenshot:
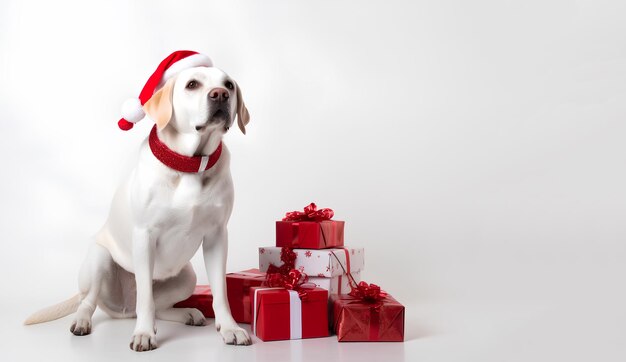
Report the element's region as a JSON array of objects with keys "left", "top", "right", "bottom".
[
  {"left": 70, "top": 318, "right": 92, "bottom": 336},
  {"left": 129, "top": 331, "right": 157, "bottom": 352},
  {"left": 216, "top": 322, "right": 251, "bottom": 345}
]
